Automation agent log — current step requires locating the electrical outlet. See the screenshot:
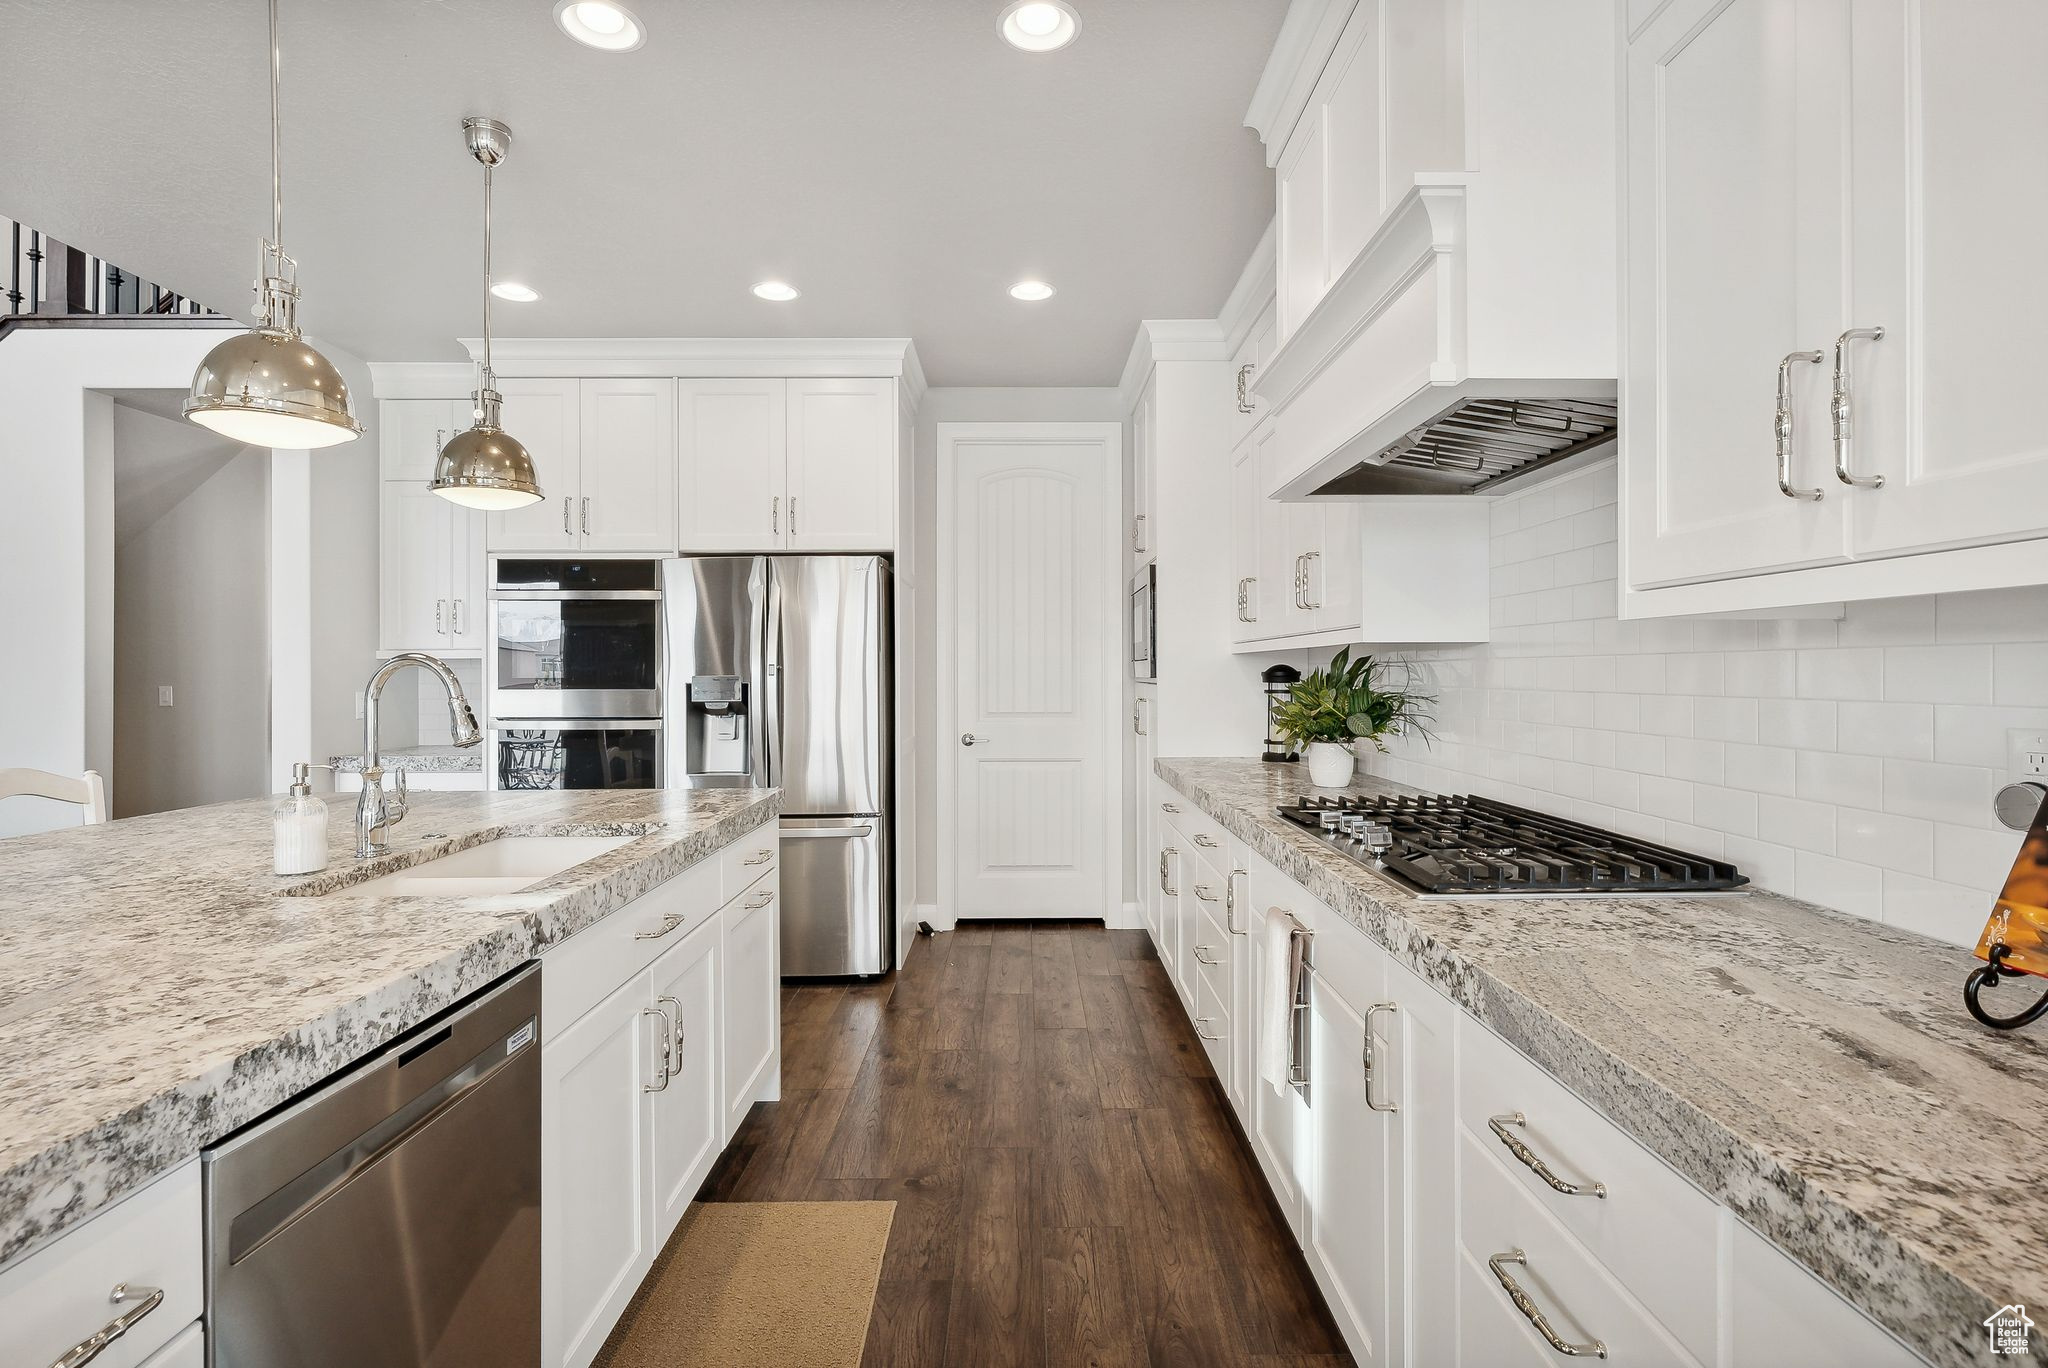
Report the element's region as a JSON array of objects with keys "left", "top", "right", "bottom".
[
  {"left": 2008, "top": 729, "right": 2048, "bottom": 781},
  {"left": 157, "top": 685, "right": 174, "bottom": 707}
]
